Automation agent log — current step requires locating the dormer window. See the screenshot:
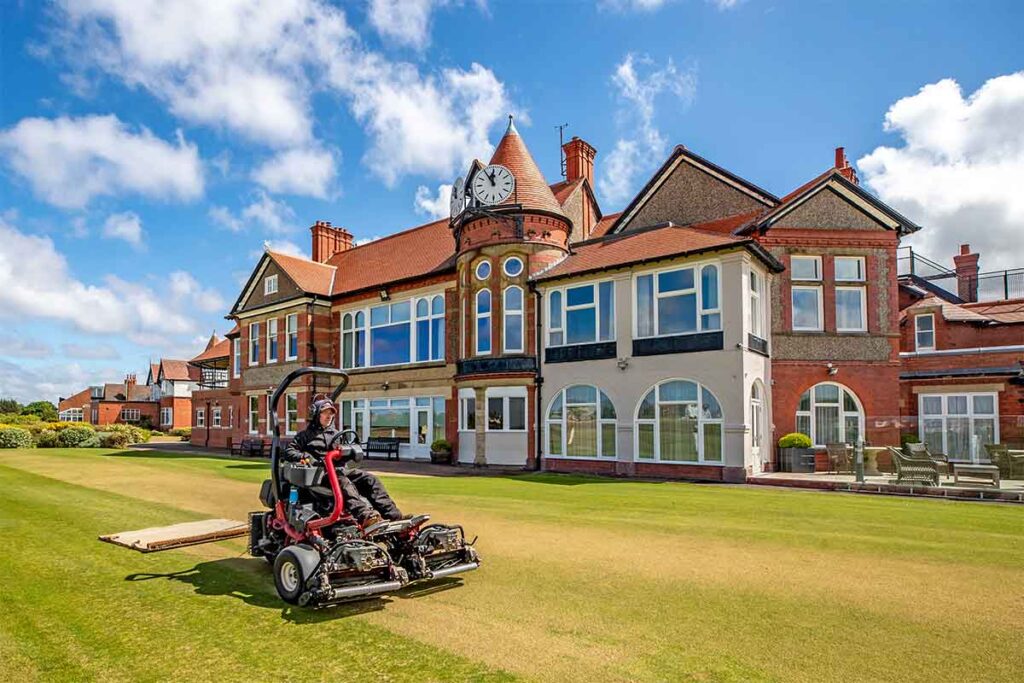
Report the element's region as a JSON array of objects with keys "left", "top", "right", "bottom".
[
  {"left": 915, "top": 313, "right": 935, "bottom": 351},
  {"left": 264, "top": 274, "right": 278, "bottom": 295}
]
